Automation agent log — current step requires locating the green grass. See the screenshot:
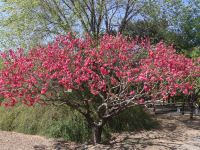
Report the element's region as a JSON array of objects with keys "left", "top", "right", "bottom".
[
  {"left": 0, "top": 104, "right": 157, "bottom": 143},
  {"left": 0, "top": 105, "right": 90, "bottom": 142}
]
